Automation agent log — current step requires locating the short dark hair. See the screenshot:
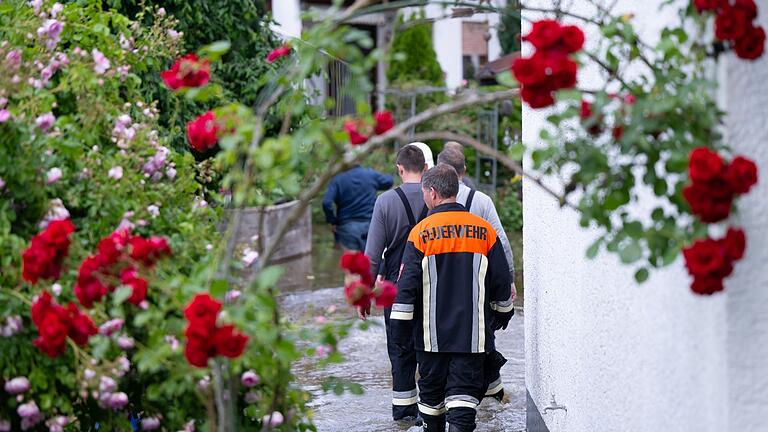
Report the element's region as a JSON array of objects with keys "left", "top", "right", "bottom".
[
  {"left": 437, "top": 148, "right": 466, "bottom": 175},
  {"left": 422, "top": 164, "right": 459, "bottom": 199},
  {"left": 396, "top": 145, "right": 426, "bottom": 173}
]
